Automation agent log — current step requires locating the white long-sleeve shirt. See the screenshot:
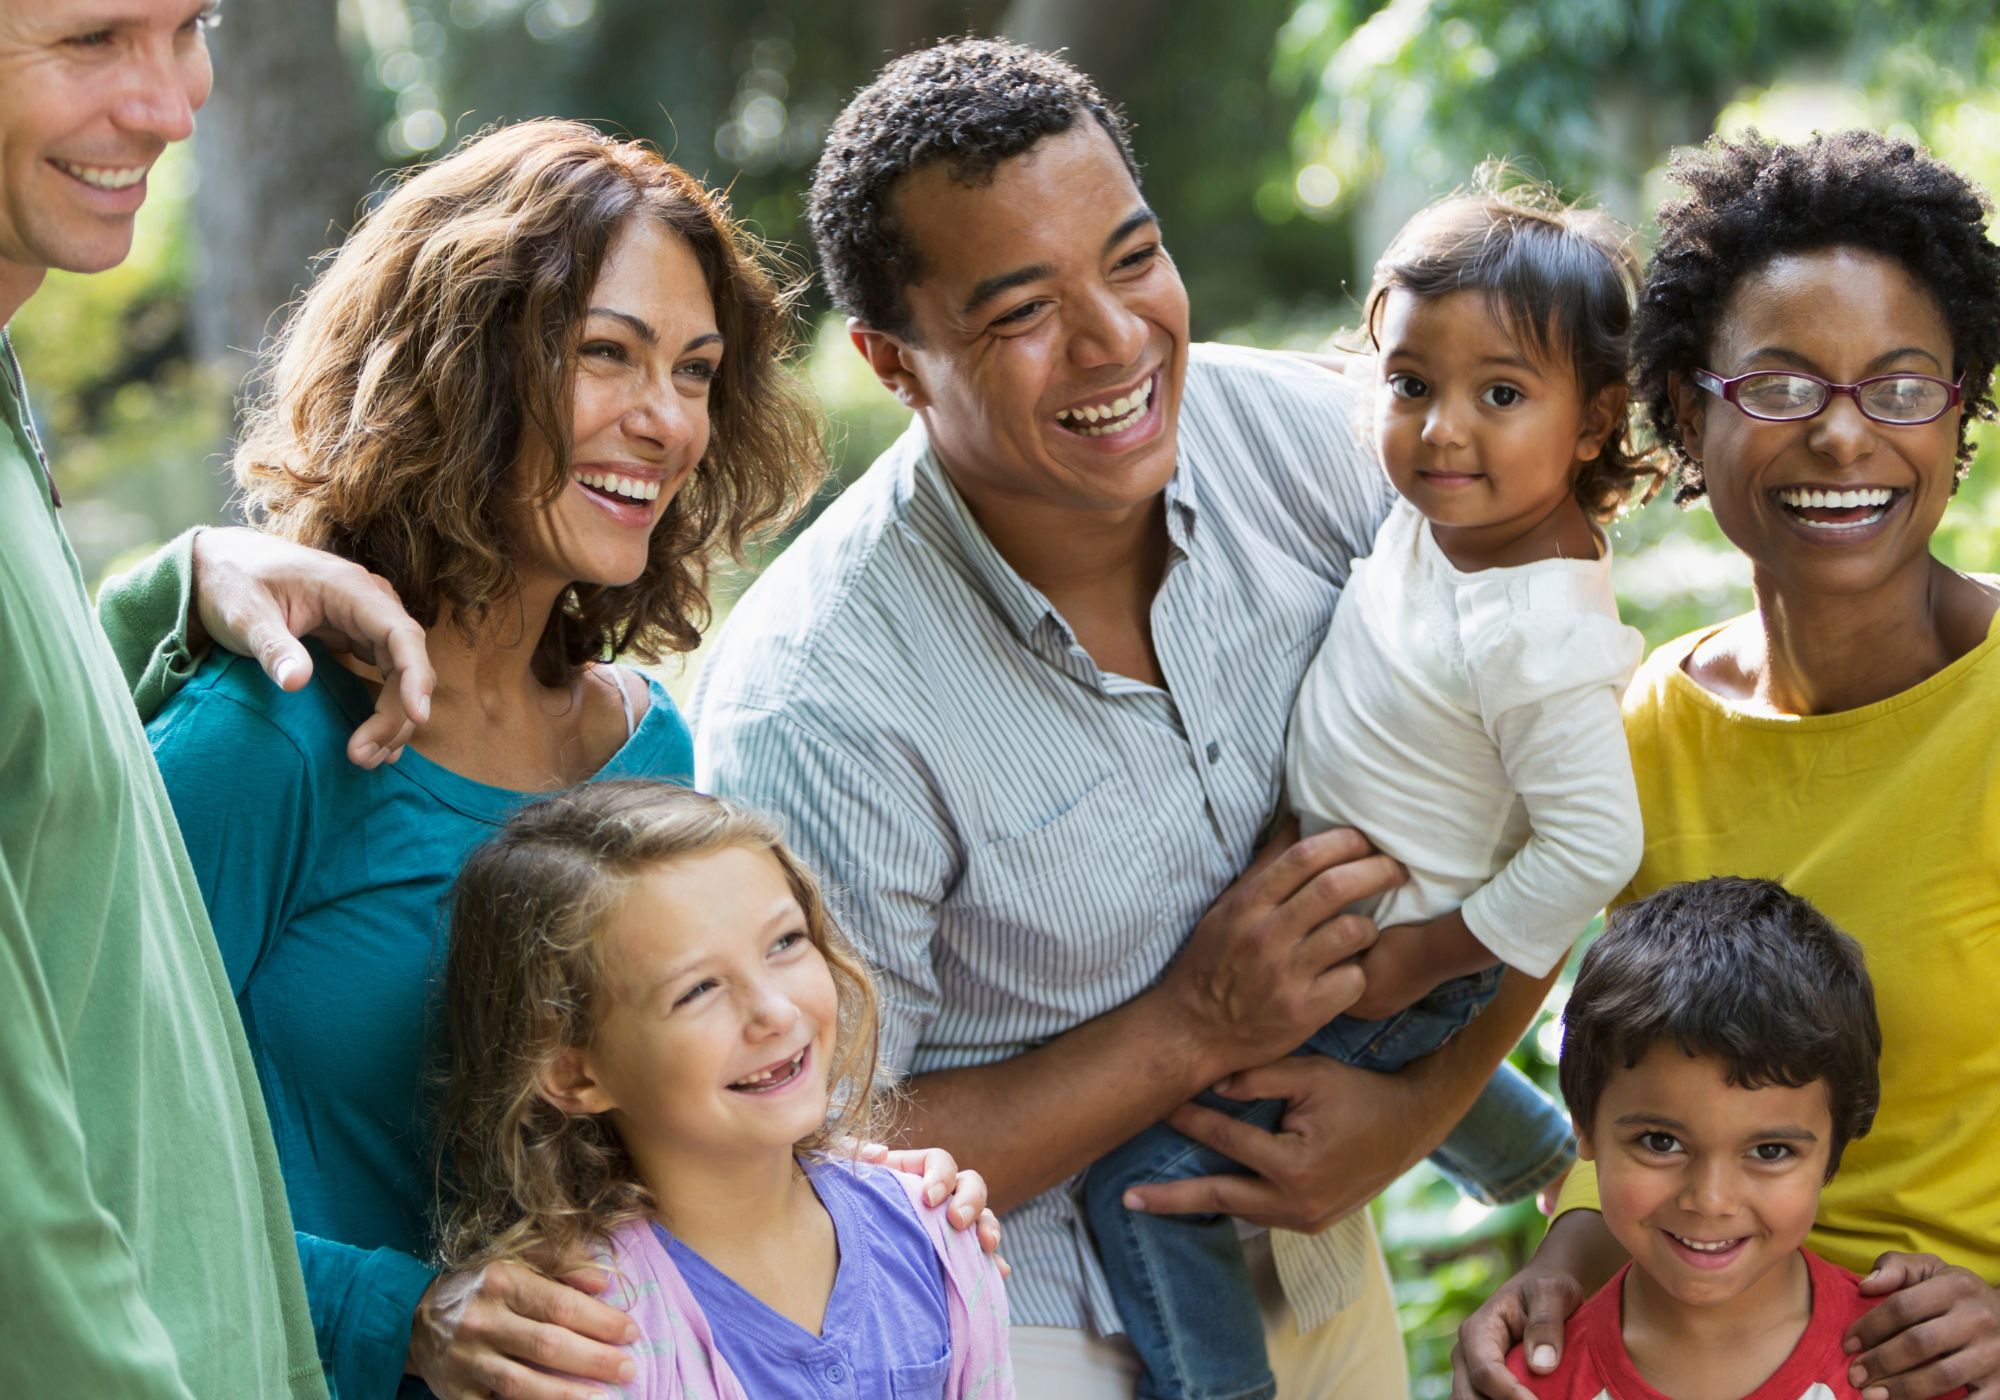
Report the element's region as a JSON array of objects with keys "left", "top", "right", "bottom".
[{"left": 1285, "top": 498, "right": 1644, "bottom": 978}]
